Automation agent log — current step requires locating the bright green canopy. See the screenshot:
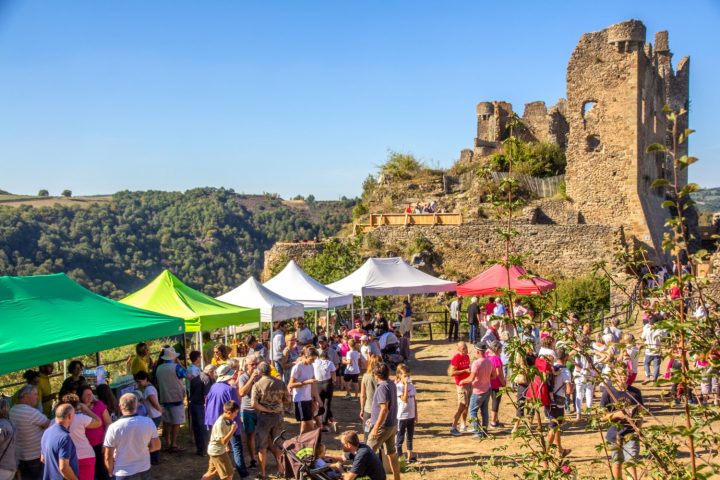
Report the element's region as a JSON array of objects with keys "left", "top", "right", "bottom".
[
  {"left": 0, "top": 273, "right": 185, "bottom": 376},
  {"left": 120, "top": 270, "right": 259, "bottom": 332}
]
